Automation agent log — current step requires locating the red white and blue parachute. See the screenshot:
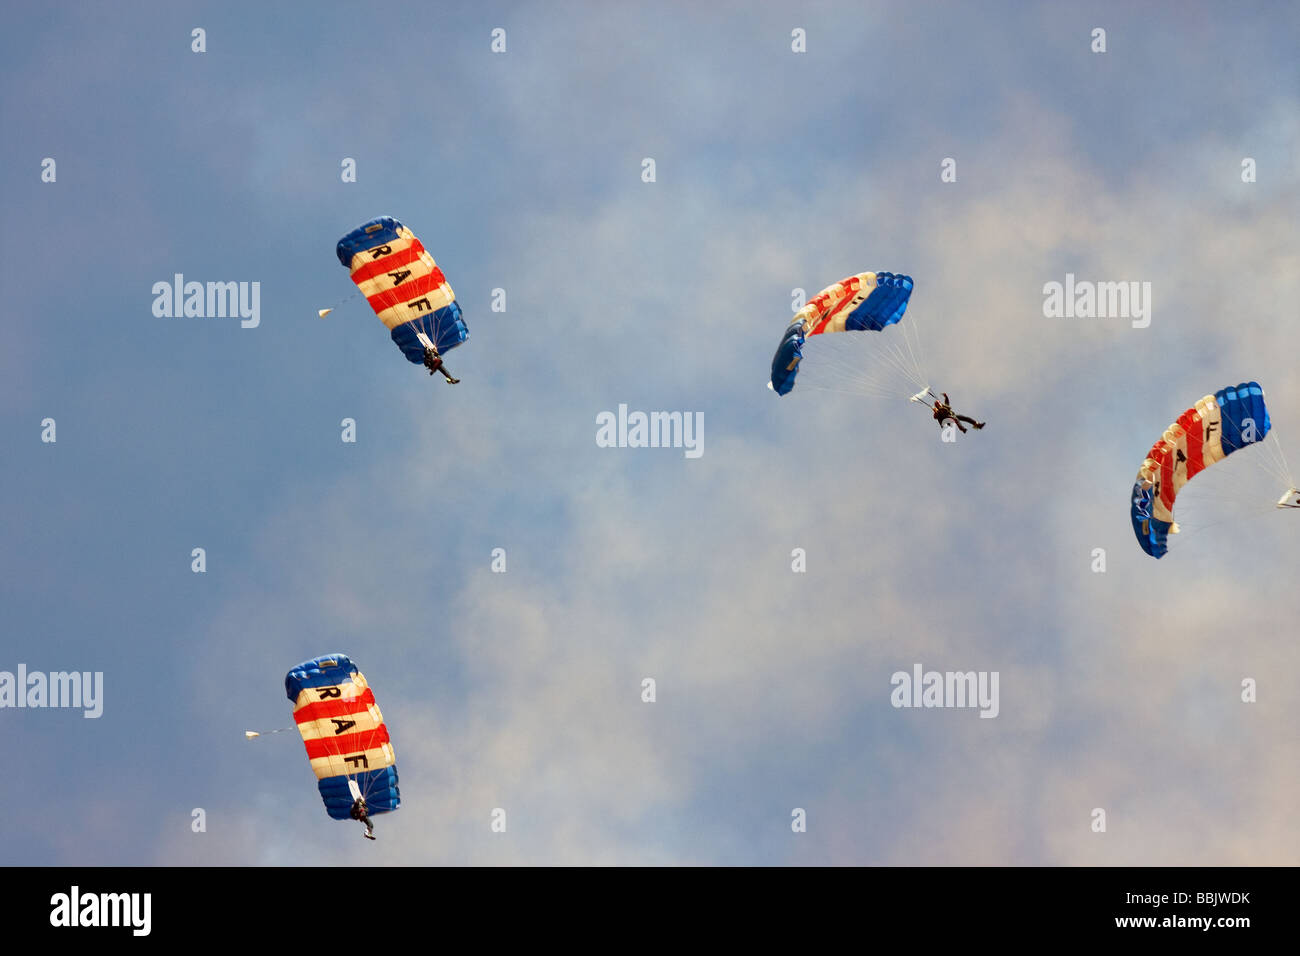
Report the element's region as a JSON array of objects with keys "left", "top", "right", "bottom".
[
  {"left": 334, "top": 216, "right": 468, "bottom": 364},
  {"left": 1130, "top": 382, "right": 1297, "bottom": 558},
  {"left": 285, "top": 654, "right": 400, "bottom": 820},
  {"left": 769, "top": 272, "right": 916, "bottom": 396}
]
